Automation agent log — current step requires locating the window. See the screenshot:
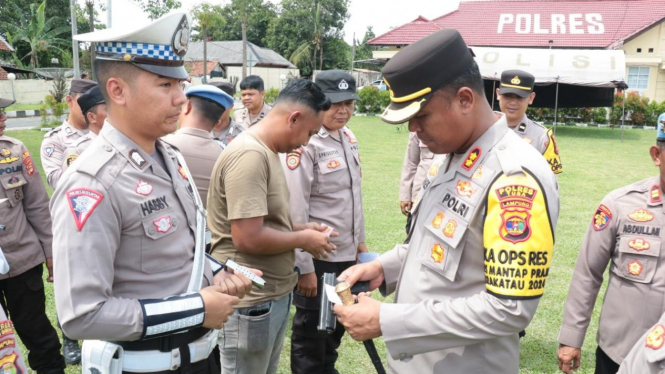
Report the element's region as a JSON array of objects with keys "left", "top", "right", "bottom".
[
  {"left": 627, "top": 66, "right": 650, "bottom": 90},
  {"left": 649, "top": 48, "right": 654, "bottom": 53},
  {"left": 637, "top": 48, "right": 642, "bottom": 53}
]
